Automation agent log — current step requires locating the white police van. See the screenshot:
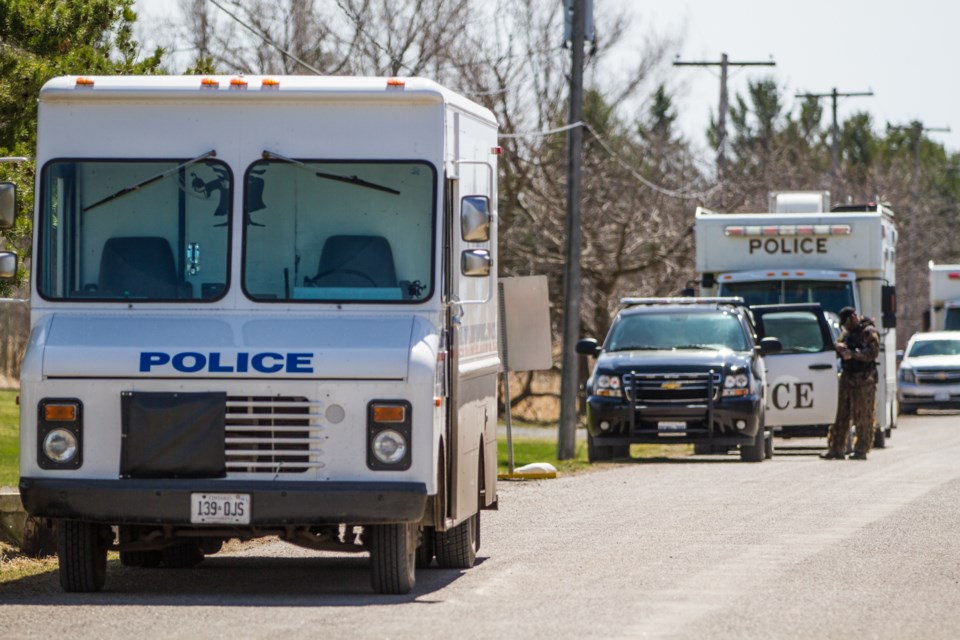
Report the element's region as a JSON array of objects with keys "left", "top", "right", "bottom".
[
  {"left": 12, "top": 75, "right": 500, "bottom": 594},
  {"left": 695, "top": 192, "right": 898, "bottom": 445}
]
